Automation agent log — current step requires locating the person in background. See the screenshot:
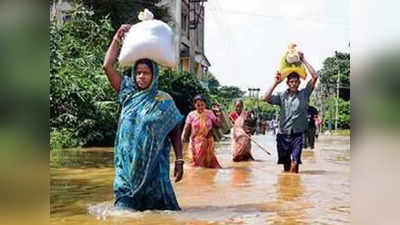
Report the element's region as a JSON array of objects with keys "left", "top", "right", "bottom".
[
  {"left": 303, "top": 105, "right": 319, "bottom": 149},
  {"left": 258, "top": 118, "right": 266, "bottom": 135},
  {"left": 263, "top": 51, "right": 319, "bottom": 173},
  {"left": 181, "top": 95, "right": 222, "bottom": 168},
  {"left": 229, "top": 99, "right": 244, "bottom": 124},
  {"left": 327, "top": 120, "right": 332, "bottom": 135},
  {"left": 314, "top": 114, "right": 322, "bottom": 139},
  {"left": 211, "top": 103, "right": 232, "bottom": 141},
  {"left": 264, "top": 119, "right": 270, "bottom": 134},
  {"left": 270, "top": 119, "right": 277, "bottom": 135},
  {"left": 232, "top": 111, "right": 257, "bottom": 162}
]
